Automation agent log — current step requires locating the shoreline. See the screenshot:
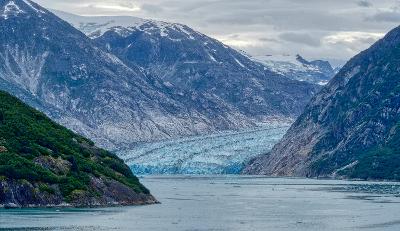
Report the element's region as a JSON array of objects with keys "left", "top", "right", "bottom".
[{"left": 0, "top": 195, "right": 159, "bottom": 209}]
